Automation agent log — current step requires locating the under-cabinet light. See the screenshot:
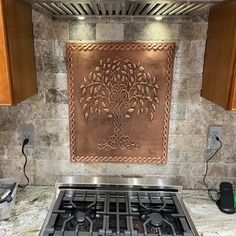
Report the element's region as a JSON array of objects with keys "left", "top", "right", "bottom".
[
  {"left": 155, "top": 16, "right": 163, "bottom": 21},
  {"left": 77, "top": 16, "right": 85, "bottom": 20}
]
